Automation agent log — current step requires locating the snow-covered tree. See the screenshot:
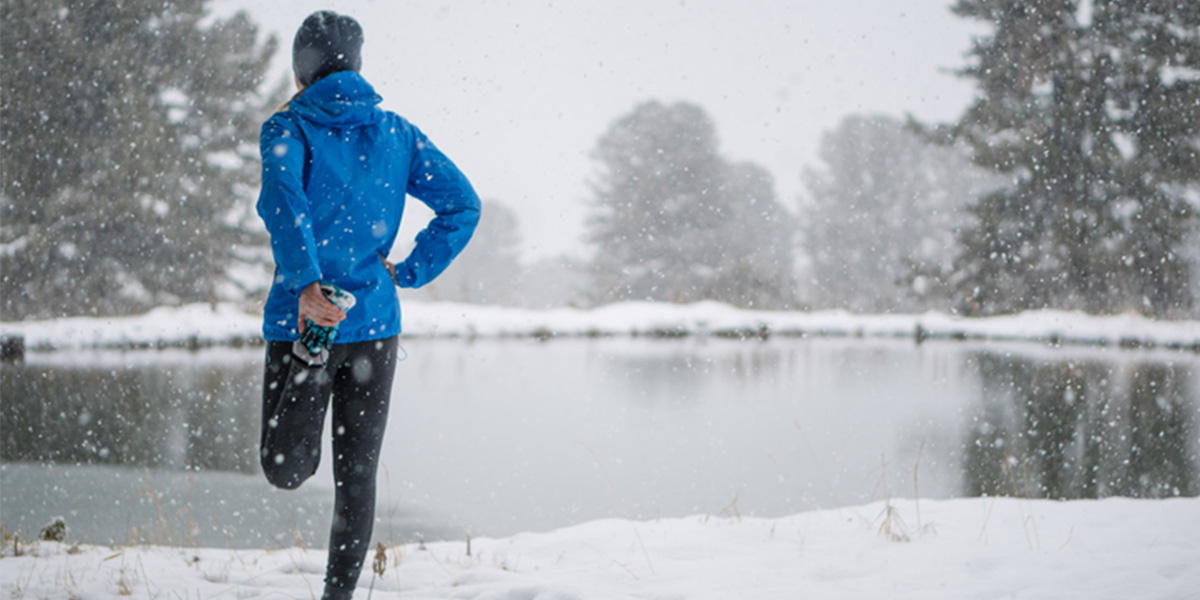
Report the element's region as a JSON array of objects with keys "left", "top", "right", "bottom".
[
  {"left": 708, "top": 162, "right": 797, "bottom": 309},
  {"left": 800, "top": 115, "right": 1002, "bottom": 313},
  {"left": 584, "top": 101, "right": 796, "bottom": 308},
  {"left": 1, "top": 0, "right": 281, "bottom": 319},
  {"left": 936, "top": 0, "right": 1200, "bottom": 317}
]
